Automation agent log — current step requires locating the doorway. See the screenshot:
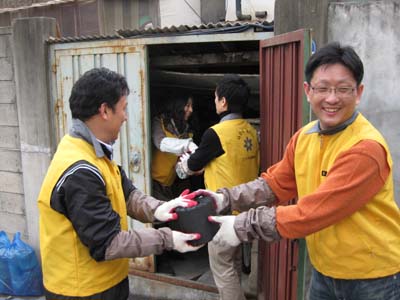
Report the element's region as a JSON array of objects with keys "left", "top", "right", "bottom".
[{"left": 147, "top": 40, "right": 261, "bottom": 294}]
